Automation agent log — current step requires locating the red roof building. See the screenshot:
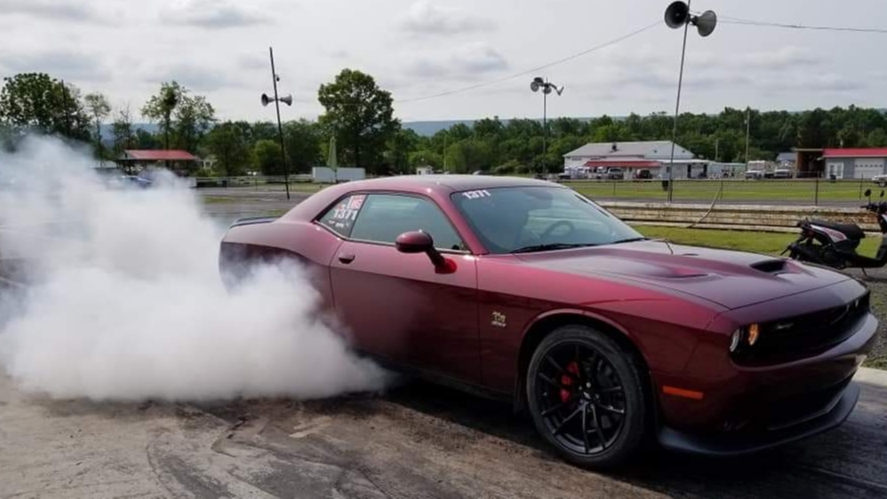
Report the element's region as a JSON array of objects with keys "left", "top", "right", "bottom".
[
  {"left": 821, "top": 148, "right": 887, "bottom": 179},
  {"left": 120, "top": 150, "right": 199, "bottom": 162}
]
